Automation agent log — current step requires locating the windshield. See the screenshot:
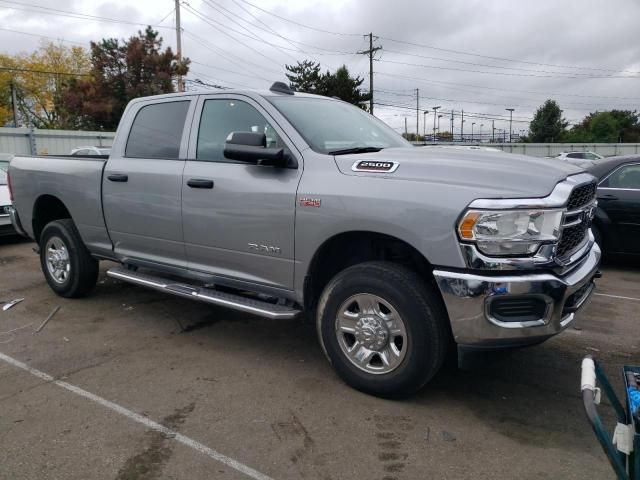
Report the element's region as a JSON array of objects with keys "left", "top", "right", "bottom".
[
  {"left": 268, "top": 96, "right": 410, "bottom": 154},
  {"left": 0, "top": 170, "right": 6, "bottom": 186},
  {"left": 0, "top": 160, "right": 8, "bottom": 172}
]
